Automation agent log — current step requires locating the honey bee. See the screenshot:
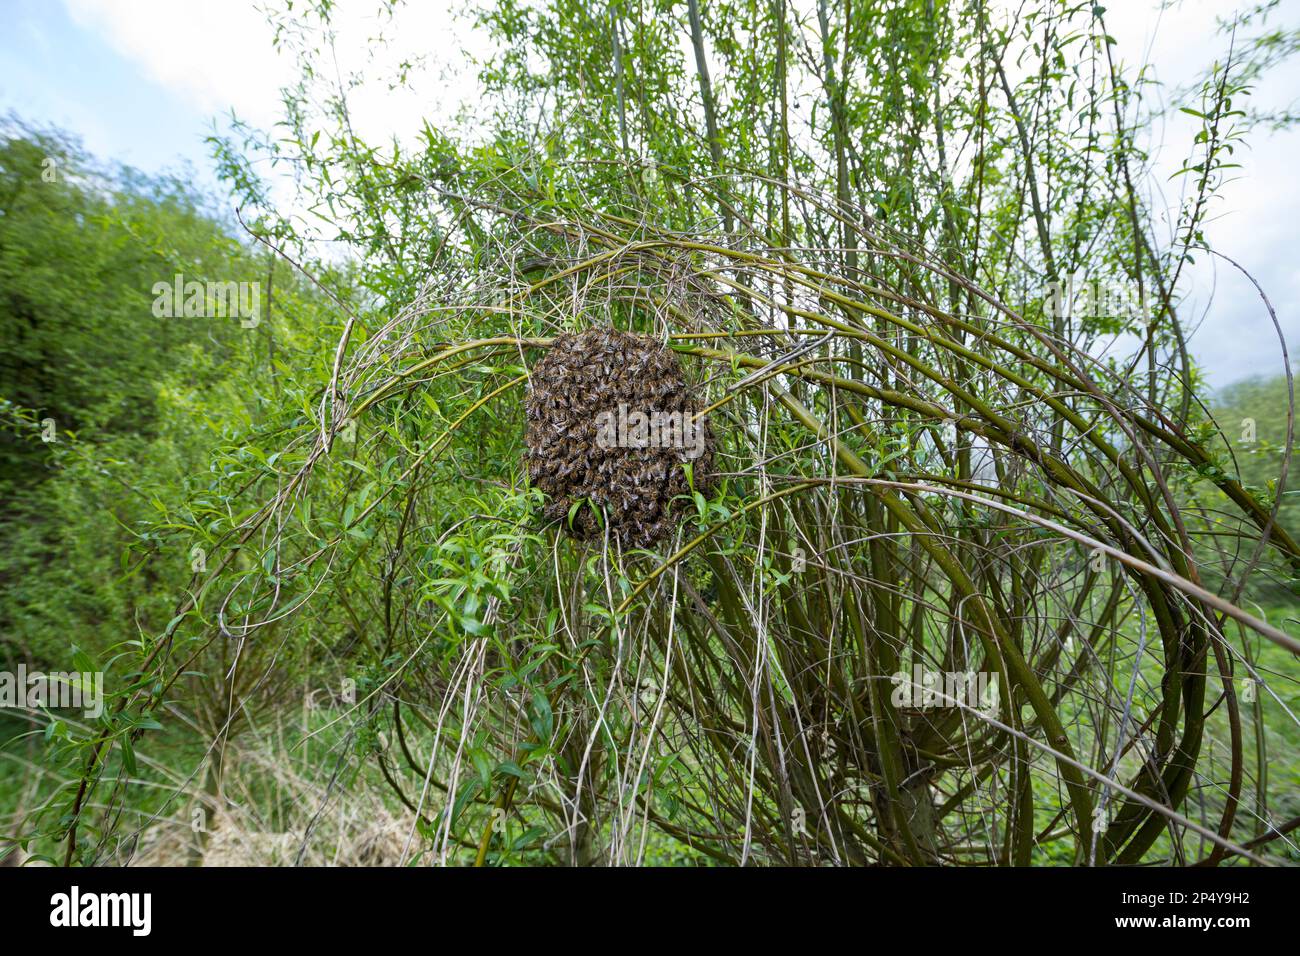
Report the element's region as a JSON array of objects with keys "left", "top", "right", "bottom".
[{"left": 523, "top": 326, "right": 716, "bottom": 547}]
